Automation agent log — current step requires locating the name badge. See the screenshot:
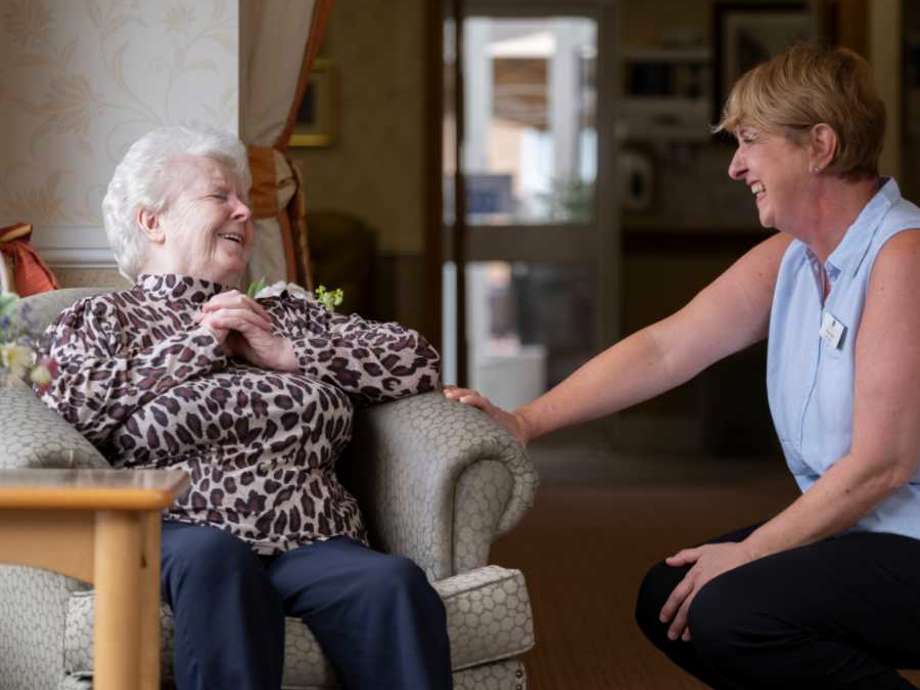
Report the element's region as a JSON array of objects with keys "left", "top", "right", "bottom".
[{"left": 819, "top": 311, "right": 846, "bottom": 350}]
